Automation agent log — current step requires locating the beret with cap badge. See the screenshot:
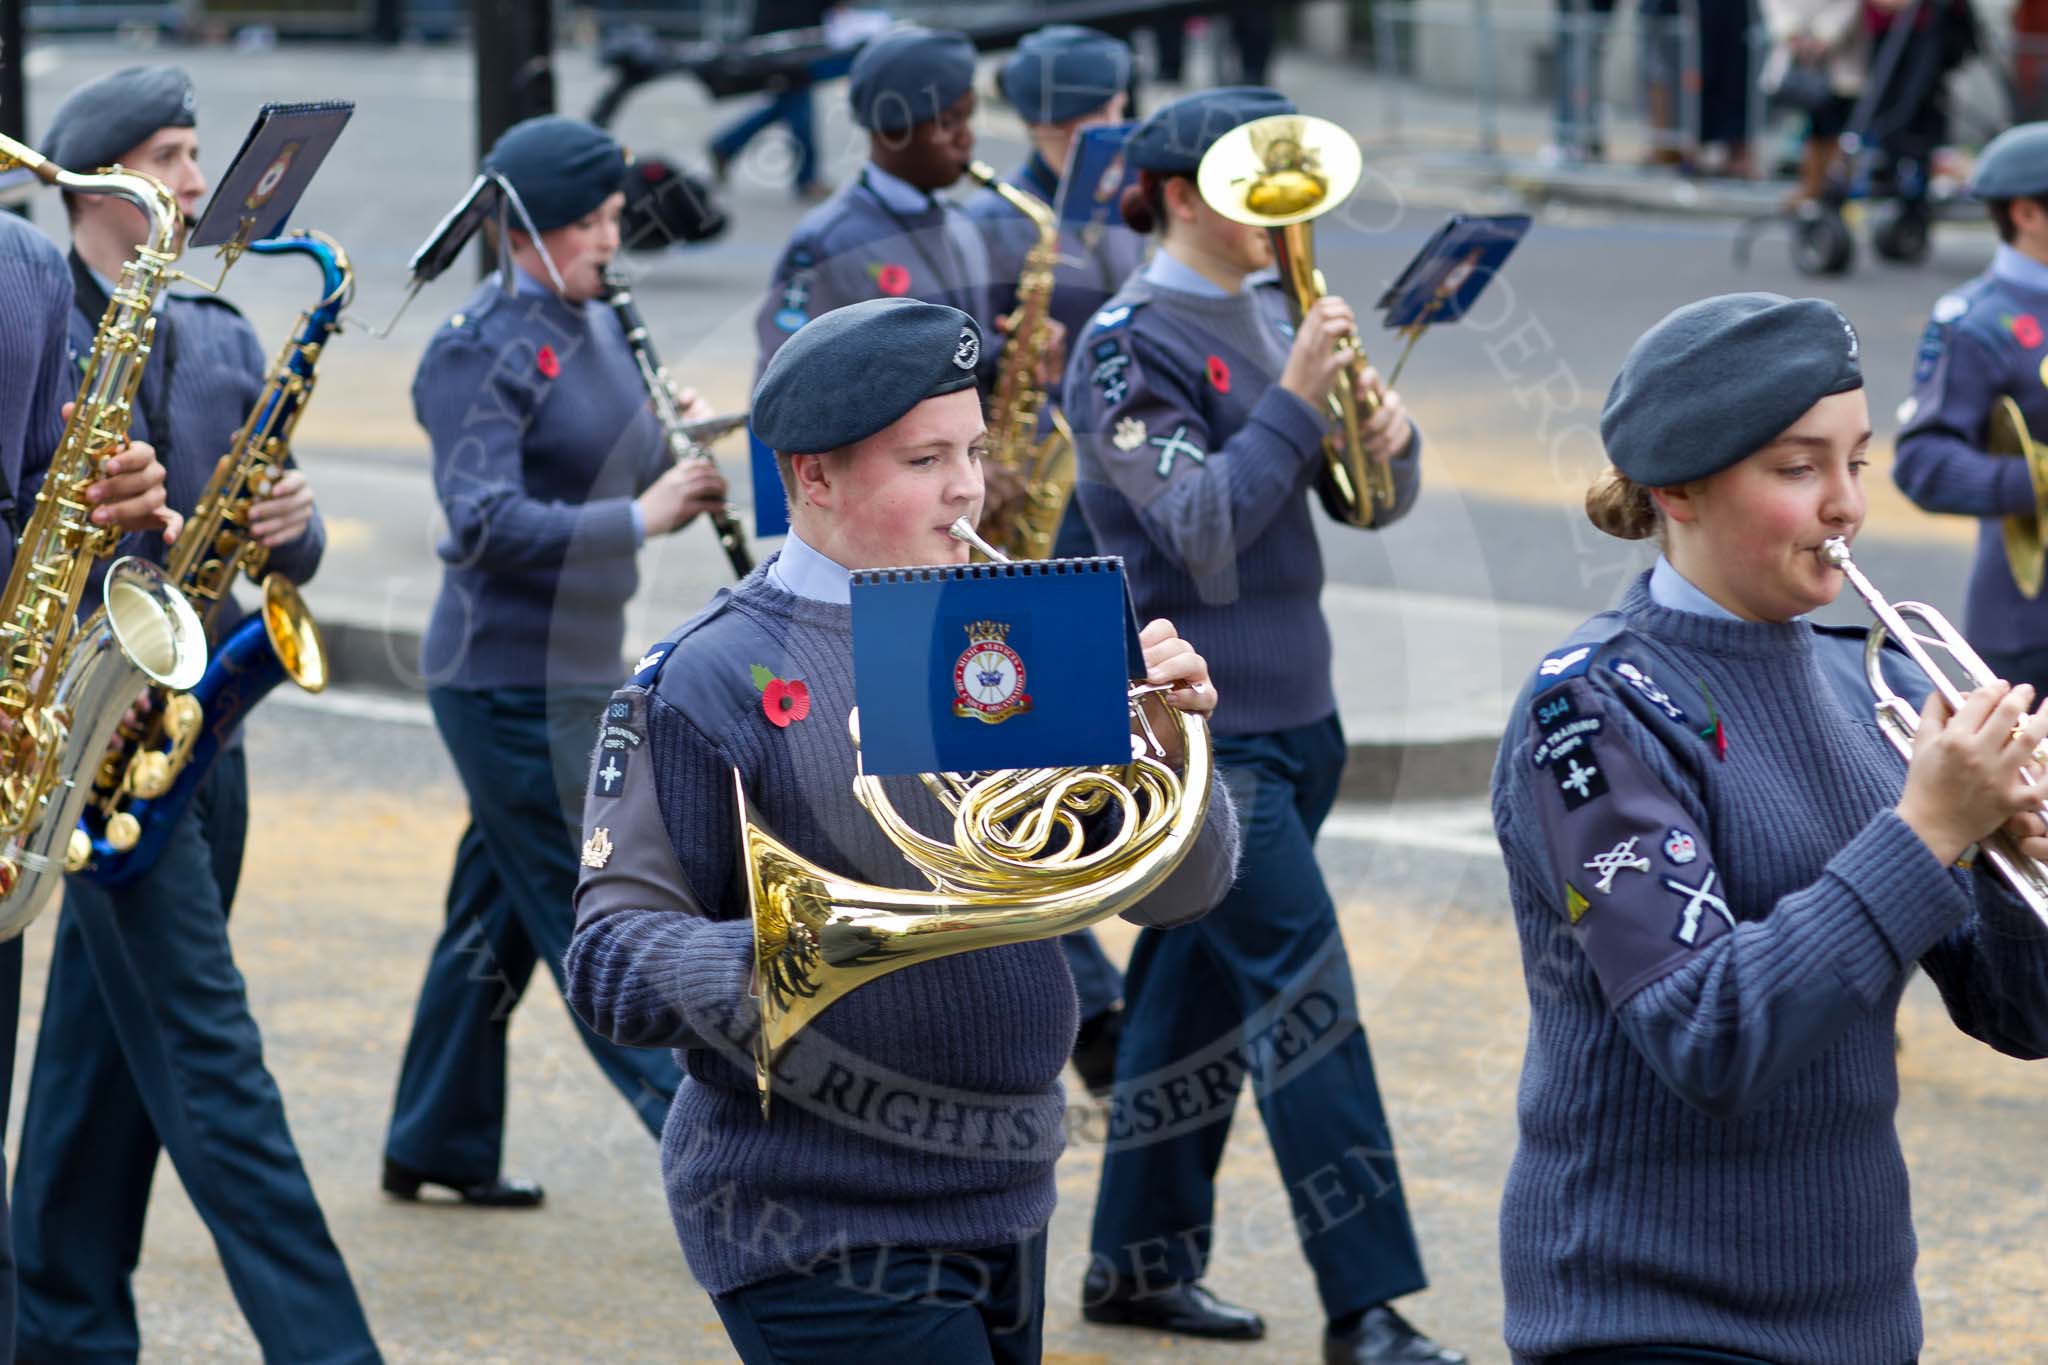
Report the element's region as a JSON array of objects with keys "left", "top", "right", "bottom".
[
  {"left": 999, "top": 26, "right": 1131, "bottom": 127},
  {"left": 42, "top": 64, "right": 197, "bottom": 173},
  {"left": 752, "top": 298, "right": 983, "bottom": 456},
  {"left": 1123, "top": 86, "right": 1296, "bottom": 176},
  {"left": 1969, "top": 121, "right": 2048, "bottom": 200},
  {"left": 849, "top": 26, "right": 978, "bottom": 135},
  {"left": 483, "top": 115, "right": 628, "bottom": 234},
  {"left": 1600, "top": 292, "right": 1864, "bottom": 487}
]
